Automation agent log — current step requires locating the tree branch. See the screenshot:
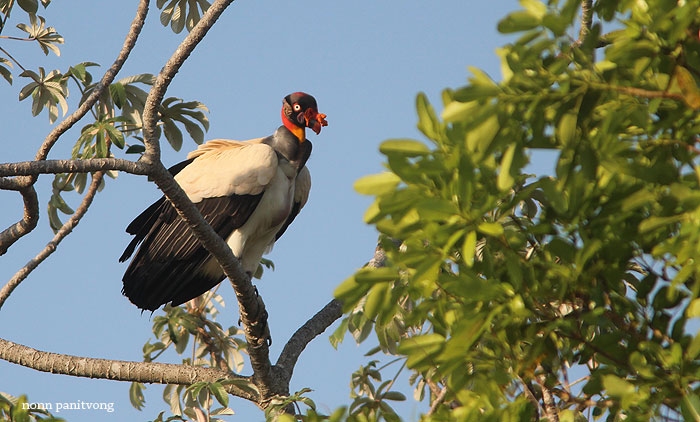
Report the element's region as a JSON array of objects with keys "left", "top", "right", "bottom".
[
  {"left": 0, "top": 158, "right": 149, "bottom": 177},
  {"left": 0, "top": 0, "right": 149, "bottom": 259},
  {"left": 0, "top": 338, "right": 258, "bottom": 402},
  {"left": 33, "top": 0, "right": 149, "bottom": 163},
  {"left": 0, "top": 172, "right": 103, "bottom": 309},
  {"left": 536, "top": 365, "right": 560, "bottom": 422},
  {"left": 275, "top": 299, "right": 343, "bottom": 382},
  {"left": 577, "top": 0, "right": 593, "bottom": 45},
  {"left": 0, "top": 184, "right": 38, "bottom": 255},
  {"left": 140, "top": 0, "right": 234, "bottom": 165}
]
